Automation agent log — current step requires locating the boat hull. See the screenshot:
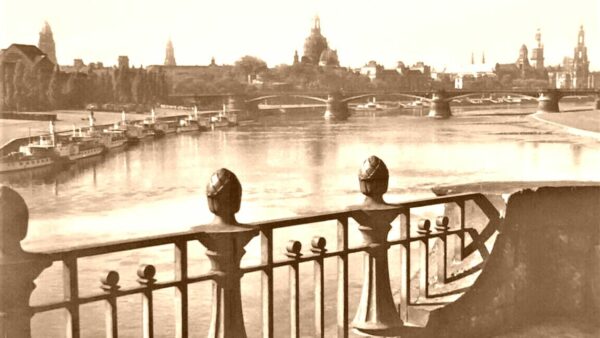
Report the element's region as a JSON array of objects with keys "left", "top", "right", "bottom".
[
  {"left": 0, "top": 156, "right": 54, "bottom": 173},
  {"left": 68, "top": 146, "right": 105, "bottom": 161}
]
